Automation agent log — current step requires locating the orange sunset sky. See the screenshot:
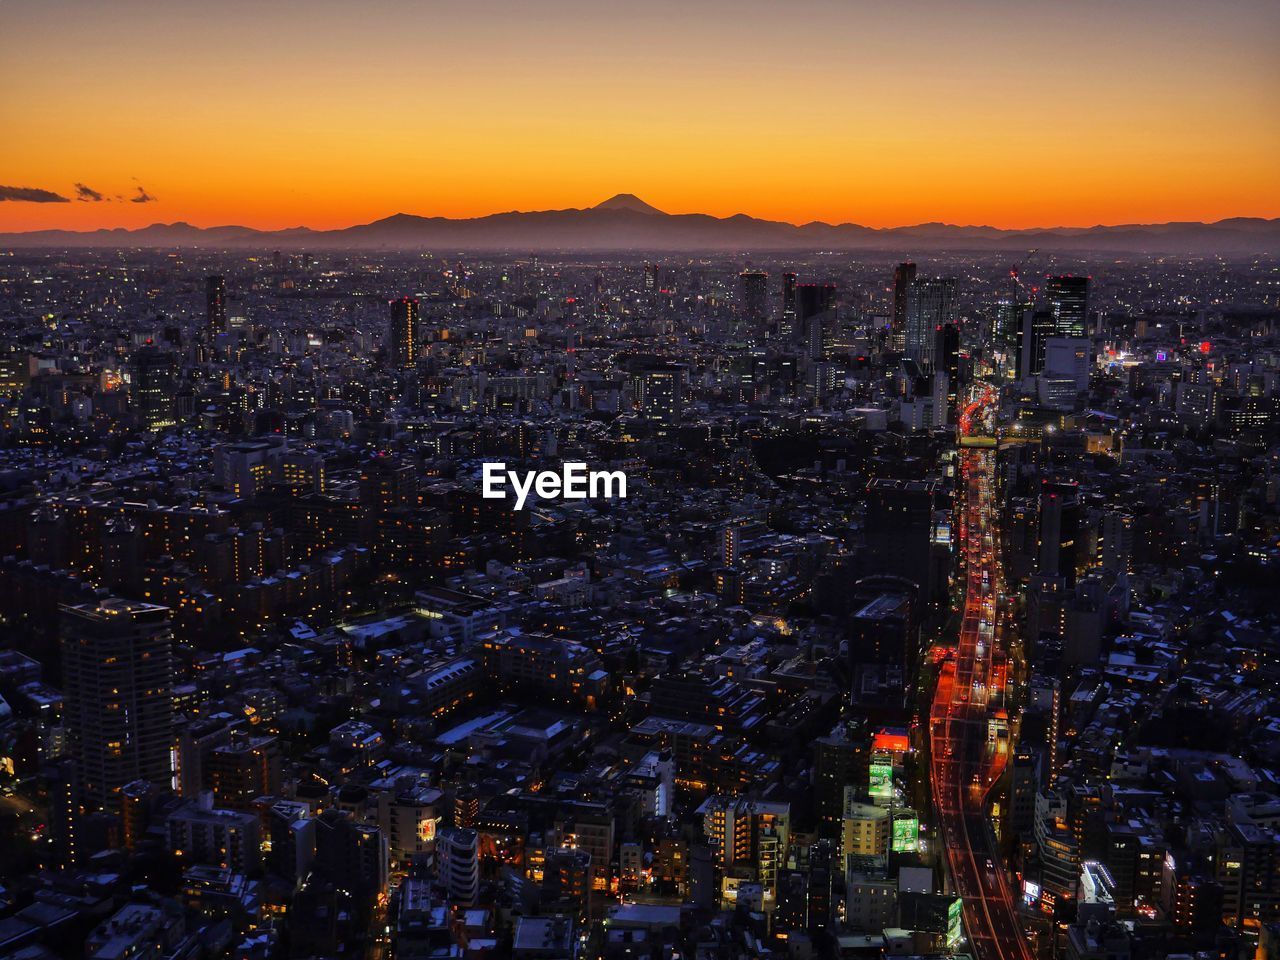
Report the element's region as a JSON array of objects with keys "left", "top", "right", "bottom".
[{"left": 2, "top": 0, "right": 1278, "bottom": 233}]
